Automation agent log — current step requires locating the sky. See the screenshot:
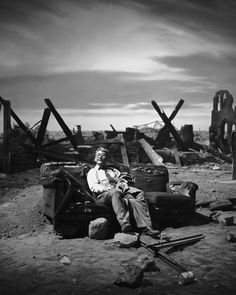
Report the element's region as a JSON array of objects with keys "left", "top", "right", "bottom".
[{"left": 0, "top": 0, "right": 236, "bottom": 132}]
